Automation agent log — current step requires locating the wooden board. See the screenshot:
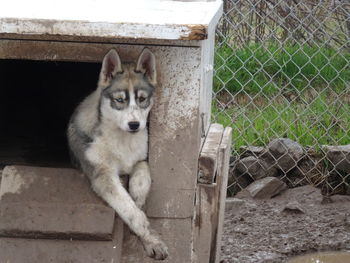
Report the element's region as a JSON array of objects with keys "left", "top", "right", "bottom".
[
  {"left": 0, "top": 165, "right": 124, "bottom": 262},
  {"left": 0, "top": 166, "right": 116, "bottom": 240},
  {"left": 194, "top": 126, "right": 232, "bottom": 263},
  {"left": 212, "top": 127, "right": 232, "bottom": 263},
  {"left": 198, "top": 124, "right": 224, "bottom": 184},
  {"left": 0, "top": 0, "right": 222, "bottom": 41},
  {"left": 0, "top": 218, "right": 124, "bottom": 263}
]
